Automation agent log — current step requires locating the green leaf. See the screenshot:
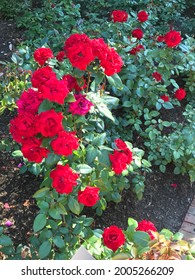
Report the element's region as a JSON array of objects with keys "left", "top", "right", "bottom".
[
  {"left": 128, "top": 218, "right": 138, "bottom": 229},
  {"left": 48, "top": 207, "right": 61, "bottom": 220},
  {"left": 106, "top": 74, "right": 124, "bottom": 90},
  {"left": 160, "top": 165, "right": 166, "bottom": 173},
  {"left": 33, "top": 187, "right": 50, "bottom": 198},
  {"left": 86, "top": 146, "right": 98, "bottom": 164},
  {"left": 53, "top": 236, "right": 65, "bottom": 248},
  {"left": 68, "top": 197, "right": 81, "bottom": 215},
  {"left": 156, "top": 102, "right": 162, "bottom": 110},
  {"left": 76, "top": 164, "right": 92, "bottom": 174},
  {"left": 142, "top": 159, "right": 151, "bottom": 168},
  {"left": 173, "top": 232, "right": 183, "bottom": 241},
  {"left": 65, "top": 92, "right": 76, "bottom": 103},
  {"left": 163, "top": 102, "right": 174, "bottom": 109},
  {"left": 123, "top": 101, "right": 131, "bottom": 108},
  {"left": 39, "top": 240, "right": 52, "bottom": 259},
  {"left": 38, "top": 99, "right": 53, "bottom": 114},
  {"left": 12, "top": 150, "right": 23, "bottom": 157},
  {"left": 160, "top": 229, "right": 173, "bottom": 240},
  {"left": 92, "top": 133, "right": 106, "bottom": 146},
  {"left": 132, "top": 231, "right": 150, "bottom": 248},
  {"left": 33, "top": 214, "right": 47, "bottom": 233},
  {"left": 96, "top": 102, "right": 115, "bottom": 122},
  {"left": 0, "top": 235, "right": 13, "bottom": 246},
  {"left": 45, "top": 153, "right": 60, "bottom": 167}
]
